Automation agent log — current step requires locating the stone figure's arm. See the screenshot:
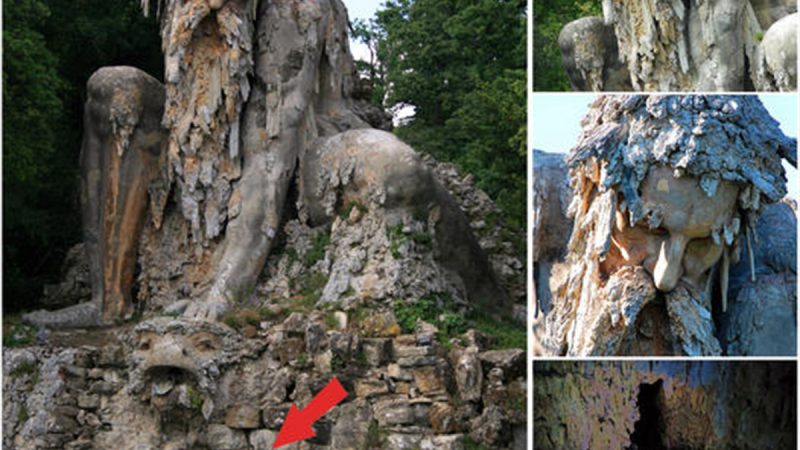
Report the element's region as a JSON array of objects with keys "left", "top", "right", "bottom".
[{"left": 24, "top": 67, "right": 167, "bottom": 328}]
